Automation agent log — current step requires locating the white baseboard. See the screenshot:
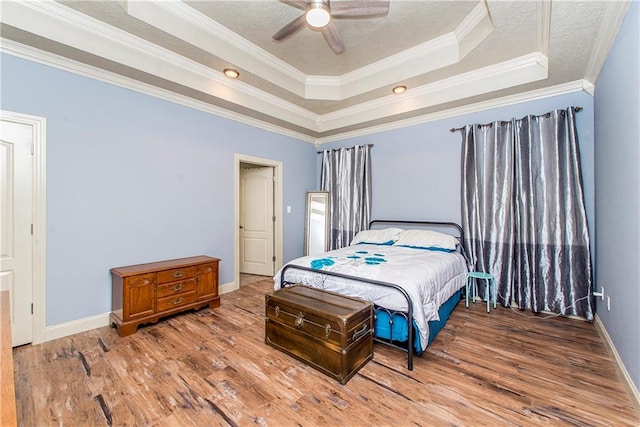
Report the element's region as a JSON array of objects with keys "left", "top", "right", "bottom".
[
  {"left": 594, "top": 314, "right": 640, "bottom": 414},
  {"left": 43, "top": 312, "right": 111, "bottom": 343},
  {"left": 42, "top": 281, "right": 239, "bottom": 343},
  {"left": 219, "top": 280, "right": 238, "bottom": 295}
]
